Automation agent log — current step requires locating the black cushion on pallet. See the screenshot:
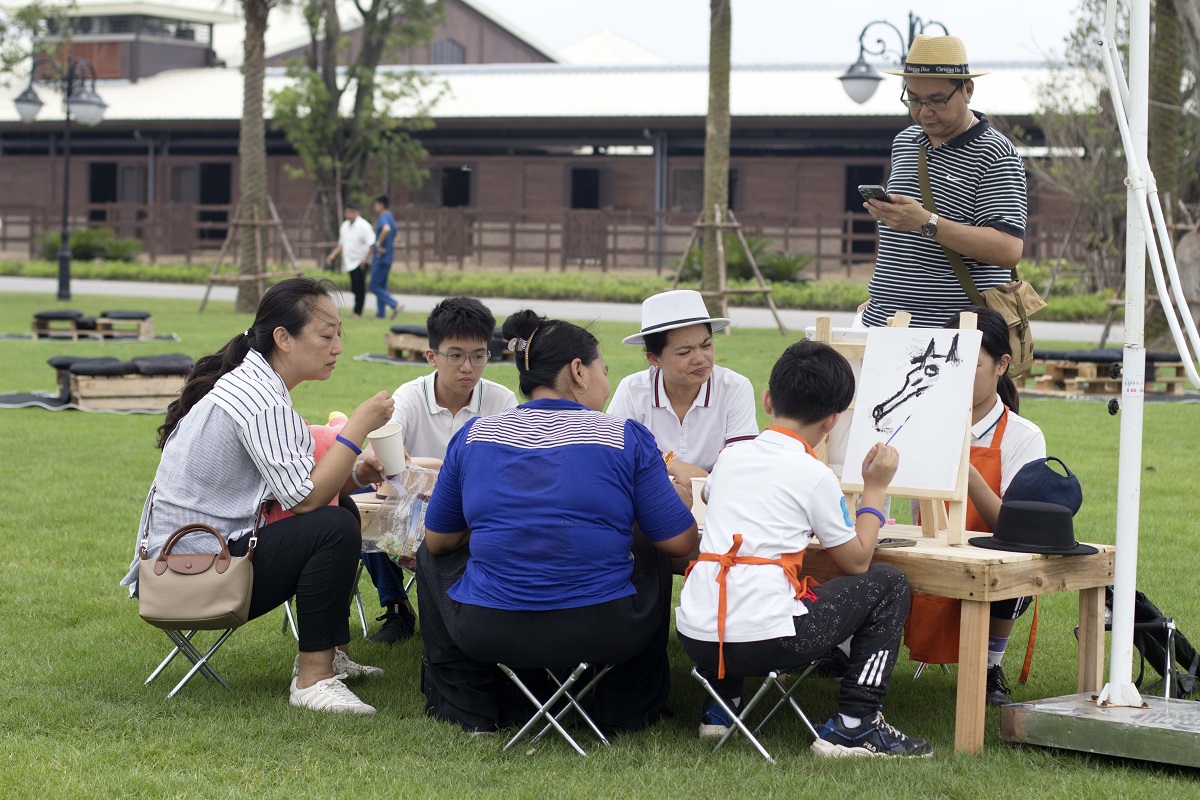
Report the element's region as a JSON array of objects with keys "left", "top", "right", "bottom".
[
  {"left": 69, "top": 360, "right": 138, "bottom": 376},
  {"left": 34, "top": 309, "right": 85, "bottom": 321},
  {"left": 76, "top": 317, "right": 97, "bottom": 331},
  {"left": 1035, "top": 348, "right": 1182, "bottom": 364},
  {"left": 99, "top": 310, "right": 152, "bottom": 320},
  {"left": 390, "top": 324, "right": 428, "bottom": 336},
  {"left": 47, "top": 355, "right": 122, "bottom": 370},
  {"left": 489, "top": 331, "right": 507, "bottom": 360},
  {"left": 132, "top": 354, "right": 194, "bottom": 376}
]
